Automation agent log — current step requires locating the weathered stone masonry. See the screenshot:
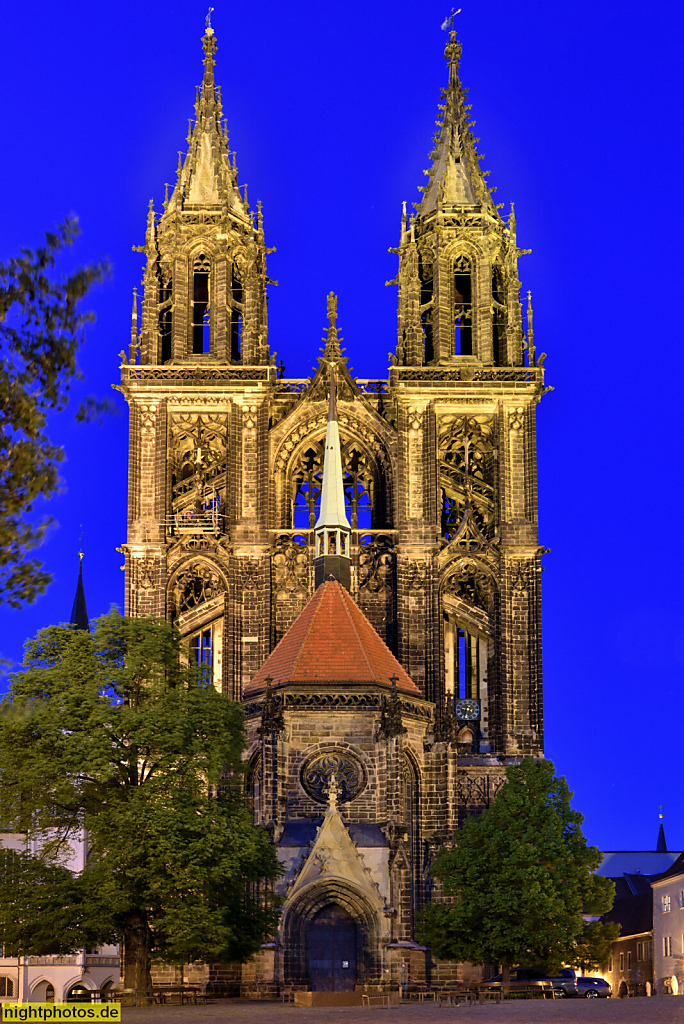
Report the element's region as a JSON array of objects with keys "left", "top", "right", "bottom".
[{"left": 119, "top": 19, "right": 549, "bottom": 994}]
